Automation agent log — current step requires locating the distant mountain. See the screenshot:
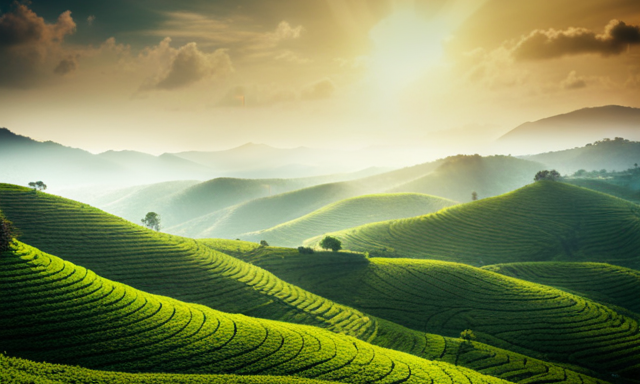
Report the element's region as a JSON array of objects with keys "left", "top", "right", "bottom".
[
  {"left": 0, "top": 127, "right": 218, "bottom": 190},
  {"left": 522, "top": 137, "right": 640, "bottom": 174},
  {"left": 498, "top": 105, "right": 640, "bottom": 153}
]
